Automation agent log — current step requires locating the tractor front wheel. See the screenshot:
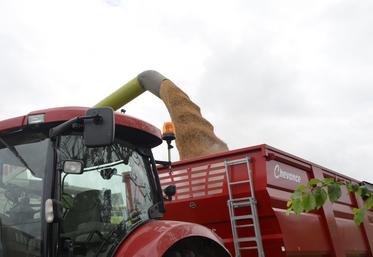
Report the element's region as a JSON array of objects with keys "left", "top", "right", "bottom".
[{"left": 163, "top": 237, "right": 230, "bottom": 257}]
